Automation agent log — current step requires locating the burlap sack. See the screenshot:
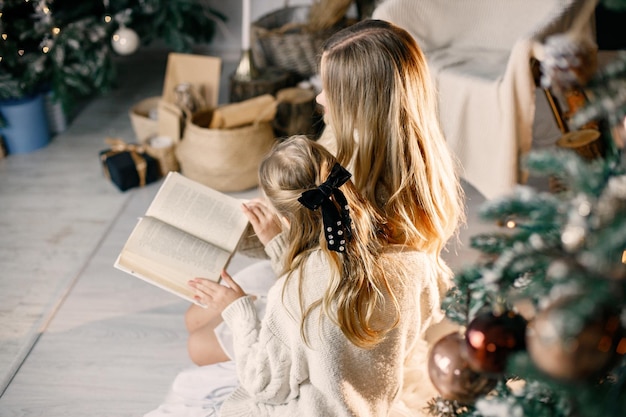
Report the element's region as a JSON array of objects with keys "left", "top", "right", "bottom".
[{"left": 176, "top": 109, "right": 277, "bottom": 192}]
